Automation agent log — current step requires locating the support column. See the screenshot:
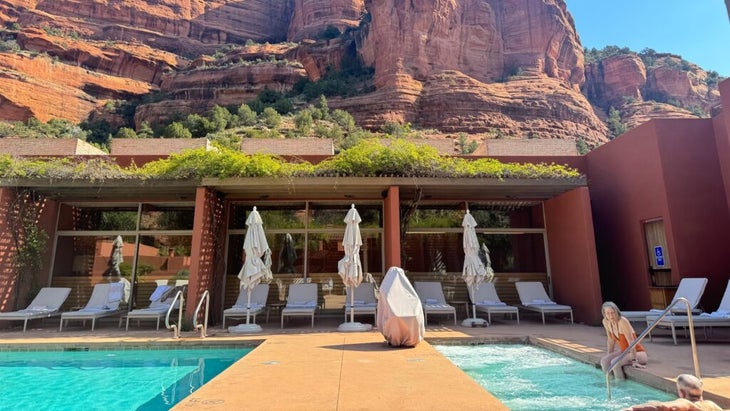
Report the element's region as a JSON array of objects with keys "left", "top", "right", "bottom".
[
  {"left": 383, "top": 186, "right": 401, "bottom": 269},
  {"left": 187, "top": 187, "right": 207, "bottom": 317}
]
